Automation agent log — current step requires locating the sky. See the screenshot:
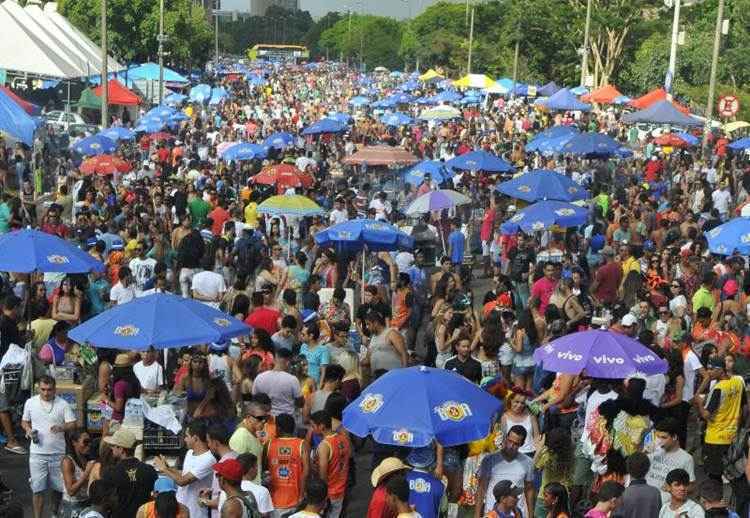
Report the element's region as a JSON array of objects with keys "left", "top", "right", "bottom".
[{"left": 299, "top": 0, "right": 456, "bottom": 19}]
